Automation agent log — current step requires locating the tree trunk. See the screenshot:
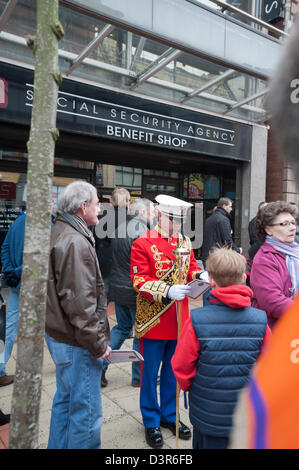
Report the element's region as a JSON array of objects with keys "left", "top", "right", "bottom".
[{"left": 9, "top": 0, "right": 63, "bottom": 449}]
